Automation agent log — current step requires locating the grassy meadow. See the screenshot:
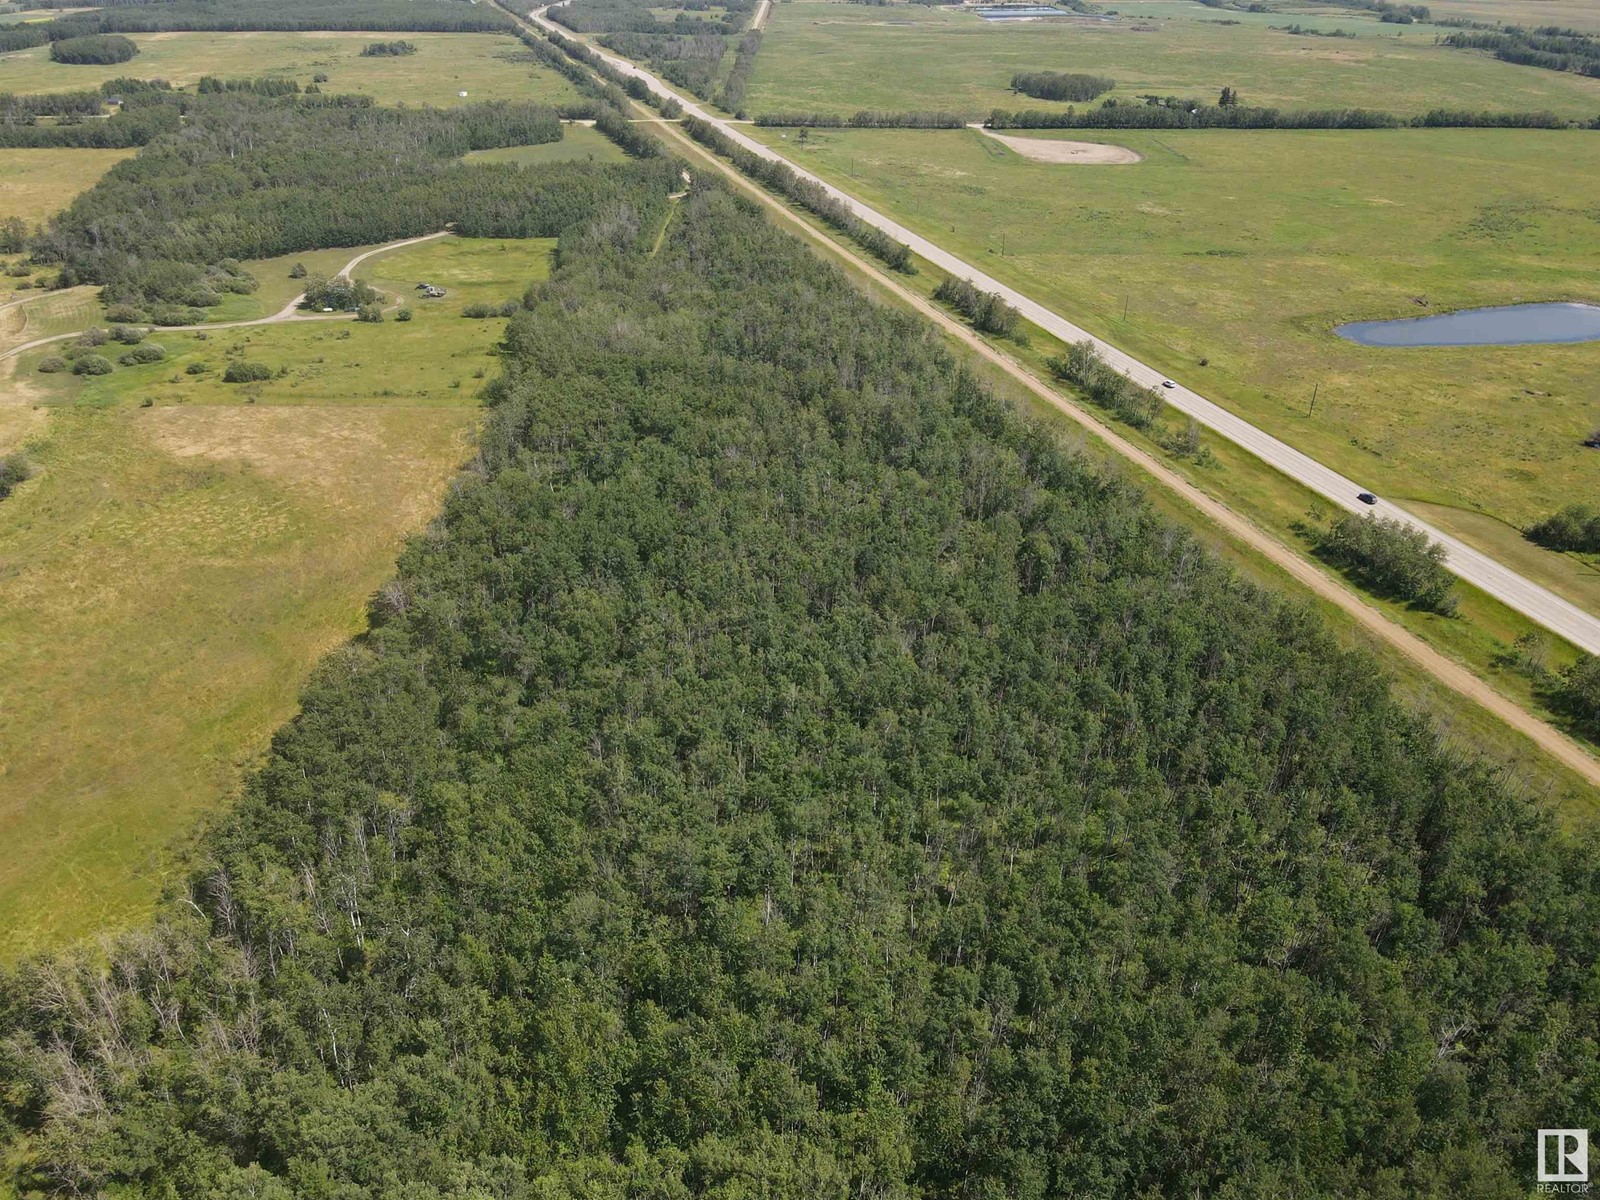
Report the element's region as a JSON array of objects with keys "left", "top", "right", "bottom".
[
  {"left": 0, "top": 148, "right": 133, "bottom": 310},
  {"left": 0, "top": 31, "right": 584, "bottom": 106},
  {"left": 0, "top": 235, "right": 555, "bottom": 958},
  {"left": 743, "top": 0, "right": 1600, "bottom": 118},
  {"left": 0, "top": 148, "right": 135, "bottom": 228}
]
